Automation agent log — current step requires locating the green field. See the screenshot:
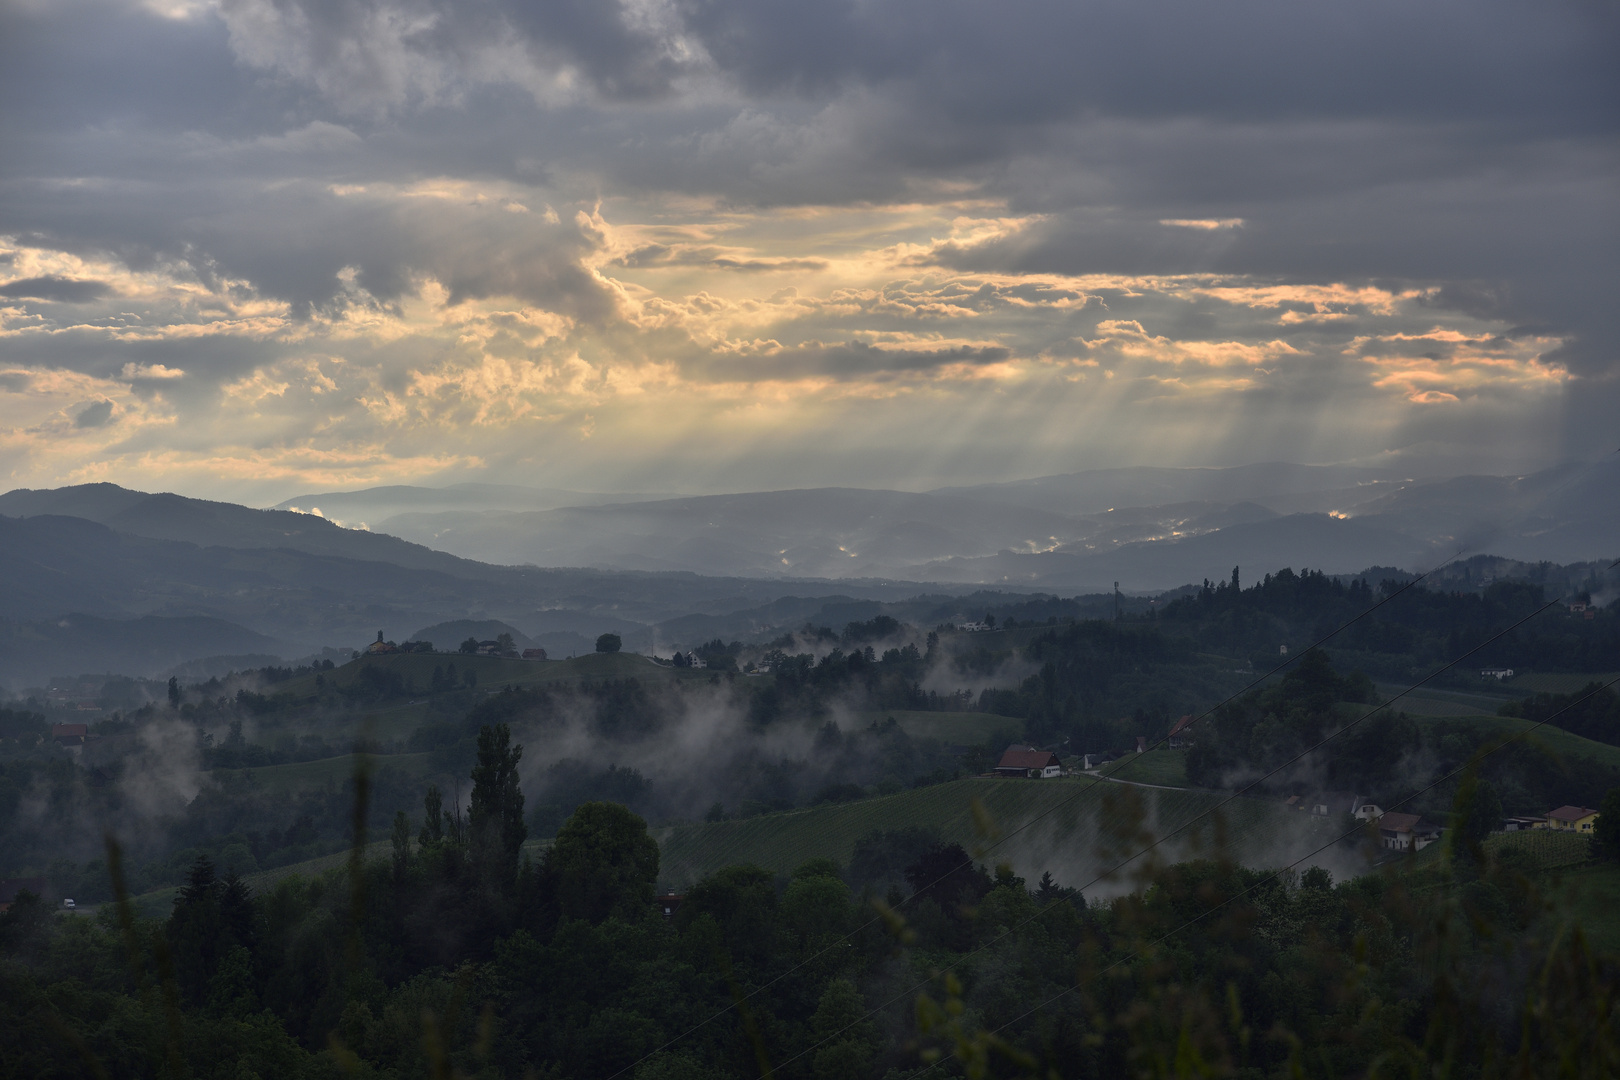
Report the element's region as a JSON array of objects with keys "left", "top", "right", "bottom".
[
  {"left": 1508, "top": 671, "right": 1620, "bottom": 695},
  {"left": 655, "top": 777, "right": 1330, "bottom": 891},
  {"left": 856, "top": 710, "right": 1024, "bottom": 744},
  {"left": 1412, "top": 714, "right": 1620, "bottom": 770},
  {"left": 1094, "top": 748, "right": 1190, "bottom": 788},
  {"left": 218, "top": 751, "right": 442, "bottom": 793},
  {"left": 1381, "top": 685, "right": 1518, "bottom": 717}
]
